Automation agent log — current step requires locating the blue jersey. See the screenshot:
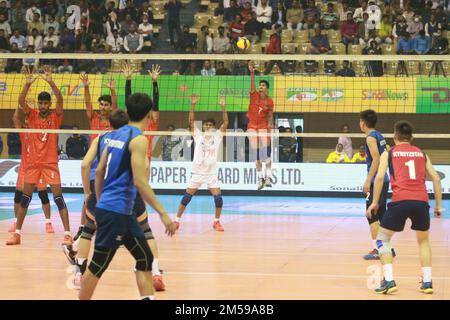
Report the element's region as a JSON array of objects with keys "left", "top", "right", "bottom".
[
  {"left": 96, "top": 125, "right": 142, "bottom": 216},
  {"left": 365, "top": 130, "right": 389, "bottom": 183},
  {"left": 89, "top": 134, "right": 109, "bottom": 181}
]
